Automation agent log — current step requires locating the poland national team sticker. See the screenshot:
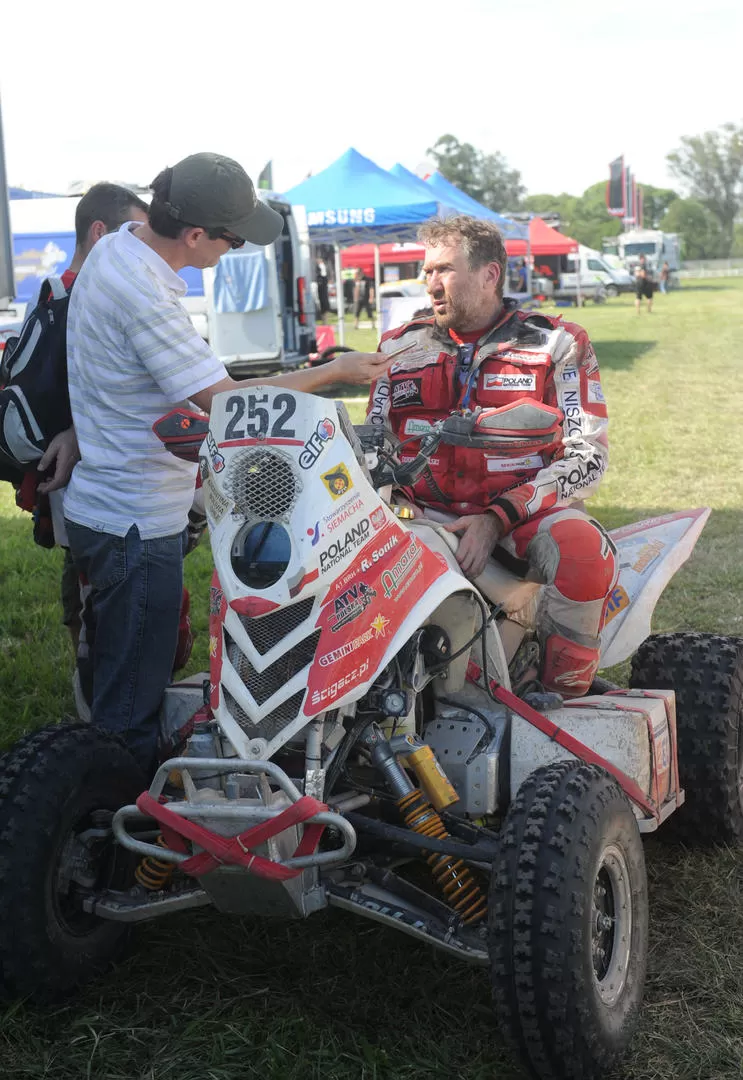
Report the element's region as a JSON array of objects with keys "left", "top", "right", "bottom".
[{"left": 483, "top": 372, "right": 537, "bottom": 392}]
